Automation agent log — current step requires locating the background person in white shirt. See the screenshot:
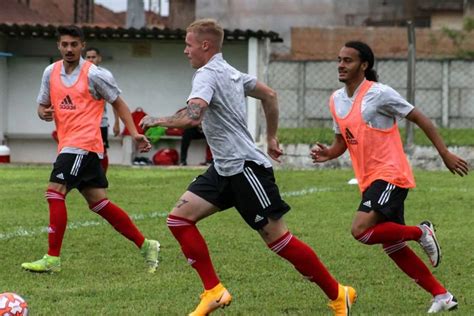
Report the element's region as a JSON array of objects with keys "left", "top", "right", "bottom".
[{"left": 85, "top": 47, "right": 120, "bottom": 173}]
